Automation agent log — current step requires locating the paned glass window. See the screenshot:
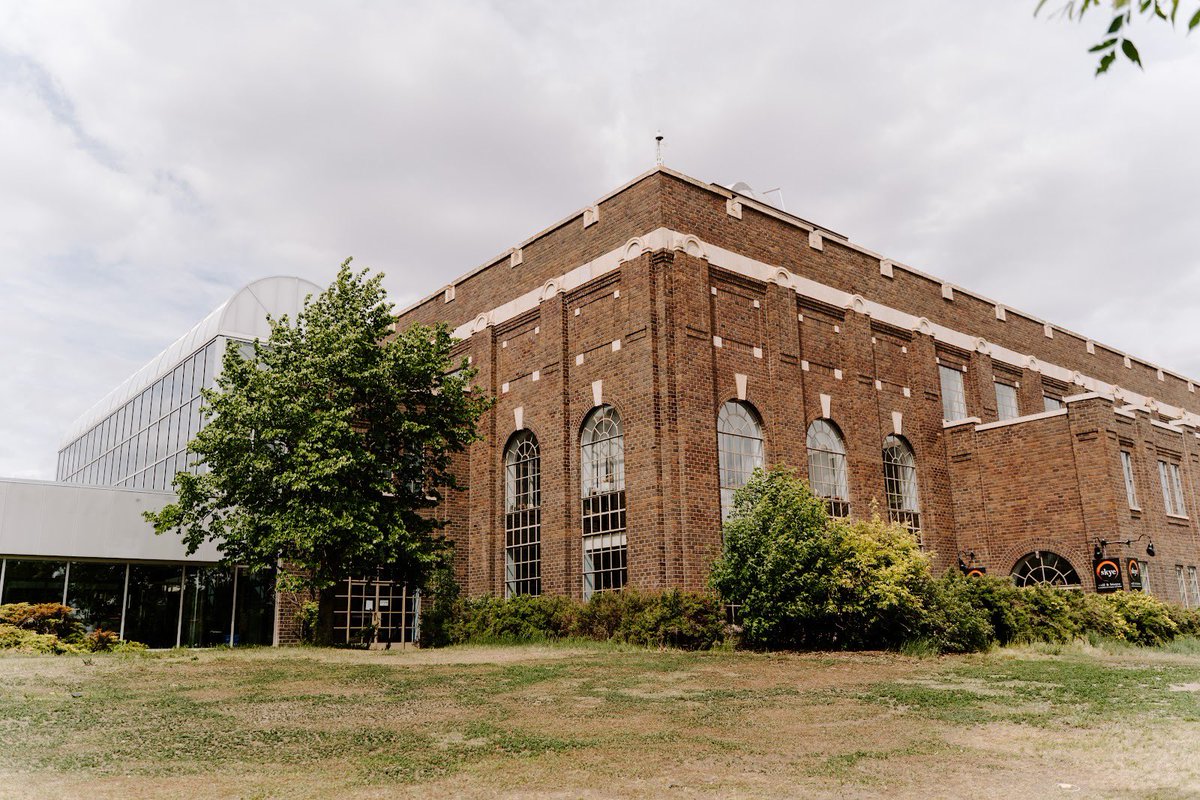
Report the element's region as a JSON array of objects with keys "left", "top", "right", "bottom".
[
  {"left": 1011, "top": 551, "right": 1080, "bottom": 587},
  {"left": 994, "top": 382, "right": 1019, "bottom": 421},
  {"left": 1043, "top": 394, "right": 1064, "bottom": 412},
  {"left": 939, "top": 365, "right": 967, "bottom": 421},
  {"left": 1120, "top": 450, "right": 1139, "bottom": 509},
  {"left": 1158, "top": 460, "right": 1188, "bottom": 517},
  {"left": 581, "top": 406, "right": 627, "bottom": 598},
  {"left": 717, "top": 401, "right": 765, "bottom": 520},
  {"left": 882, "top": 435, "right": 920, "bottom": 531},
  {"left": 504, "top": 430, "right": 541, "bottom": 597},
  {"left": 806, "top": 419, "right": 849, "bottom": 517}
]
